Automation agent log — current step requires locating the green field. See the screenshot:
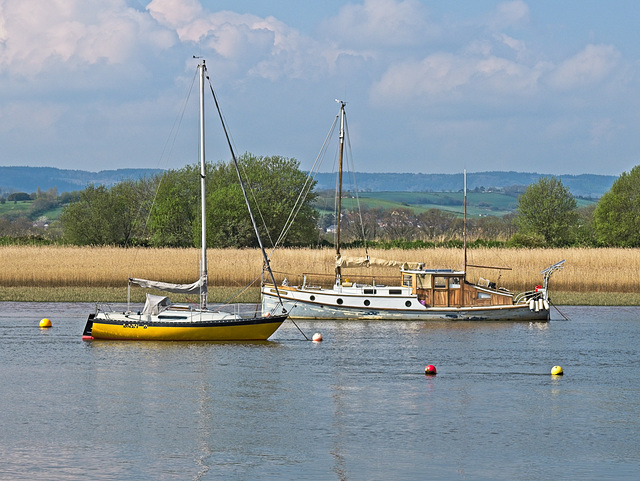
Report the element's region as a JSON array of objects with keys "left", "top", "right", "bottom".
[
  {"left": 0, "top": 200, "right": 34, "bottom": 216},
  {"left": 314, "top": 191, "right": 596, "bottom": 217},
  {"left": 0, "top": 200, "right": 63, "bottom": 220}
]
